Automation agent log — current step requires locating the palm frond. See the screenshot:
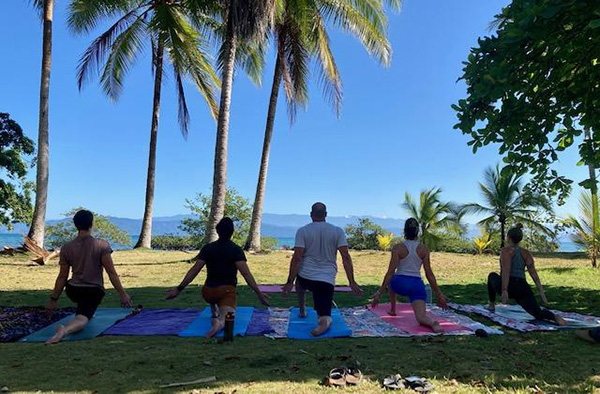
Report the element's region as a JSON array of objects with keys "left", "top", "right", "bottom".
[{"left": 68, "top": 0, "right": 144, "bottom": 34}]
